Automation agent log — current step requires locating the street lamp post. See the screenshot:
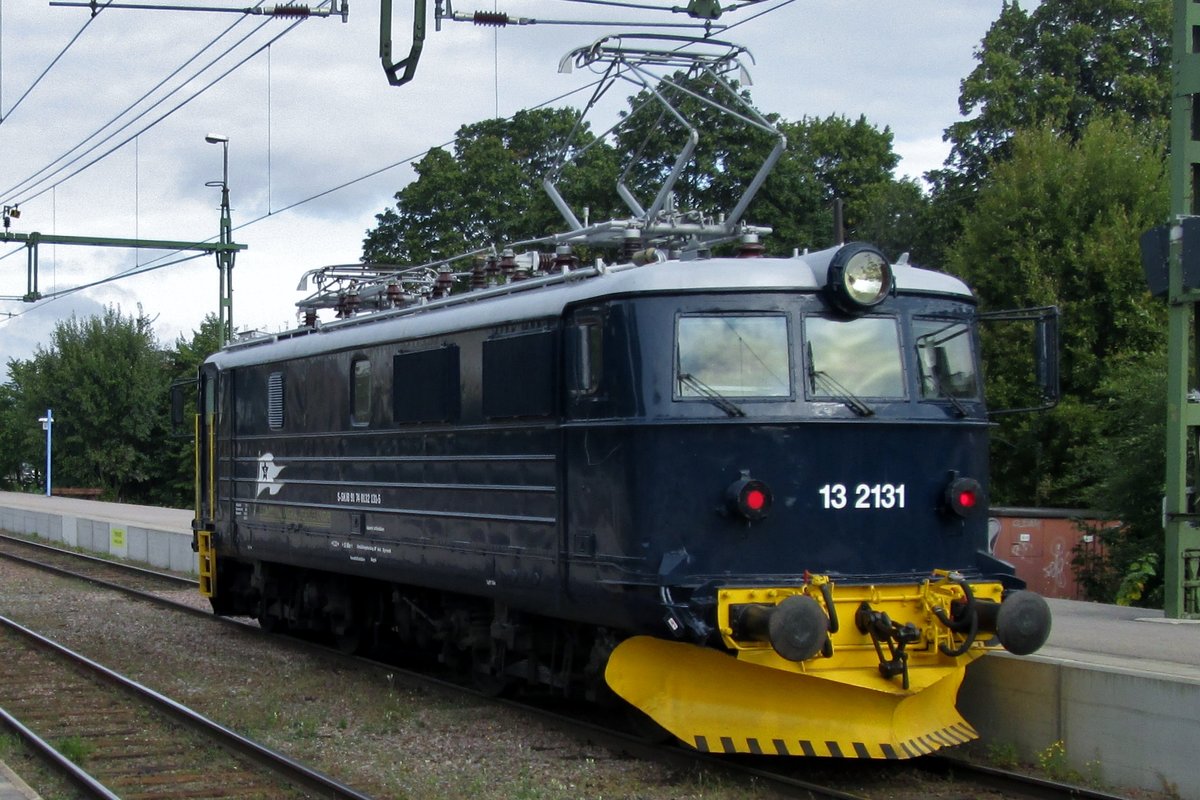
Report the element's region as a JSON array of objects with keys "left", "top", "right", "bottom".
[
  {"left": 205, "top": 133, "right": 235, "bottom": 344},
  {"left": 37, "top": 409, "right": 53, "bottom": 497}
]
